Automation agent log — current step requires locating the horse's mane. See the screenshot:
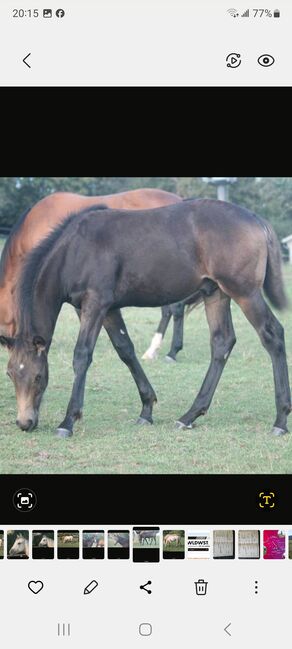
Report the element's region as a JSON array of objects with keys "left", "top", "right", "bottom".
[
  {"left": 0, "top": 207, "right": 31, "bottom": 284},
  {"left": 17, "top": 204, "right": 108, "bottom": 329}
]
